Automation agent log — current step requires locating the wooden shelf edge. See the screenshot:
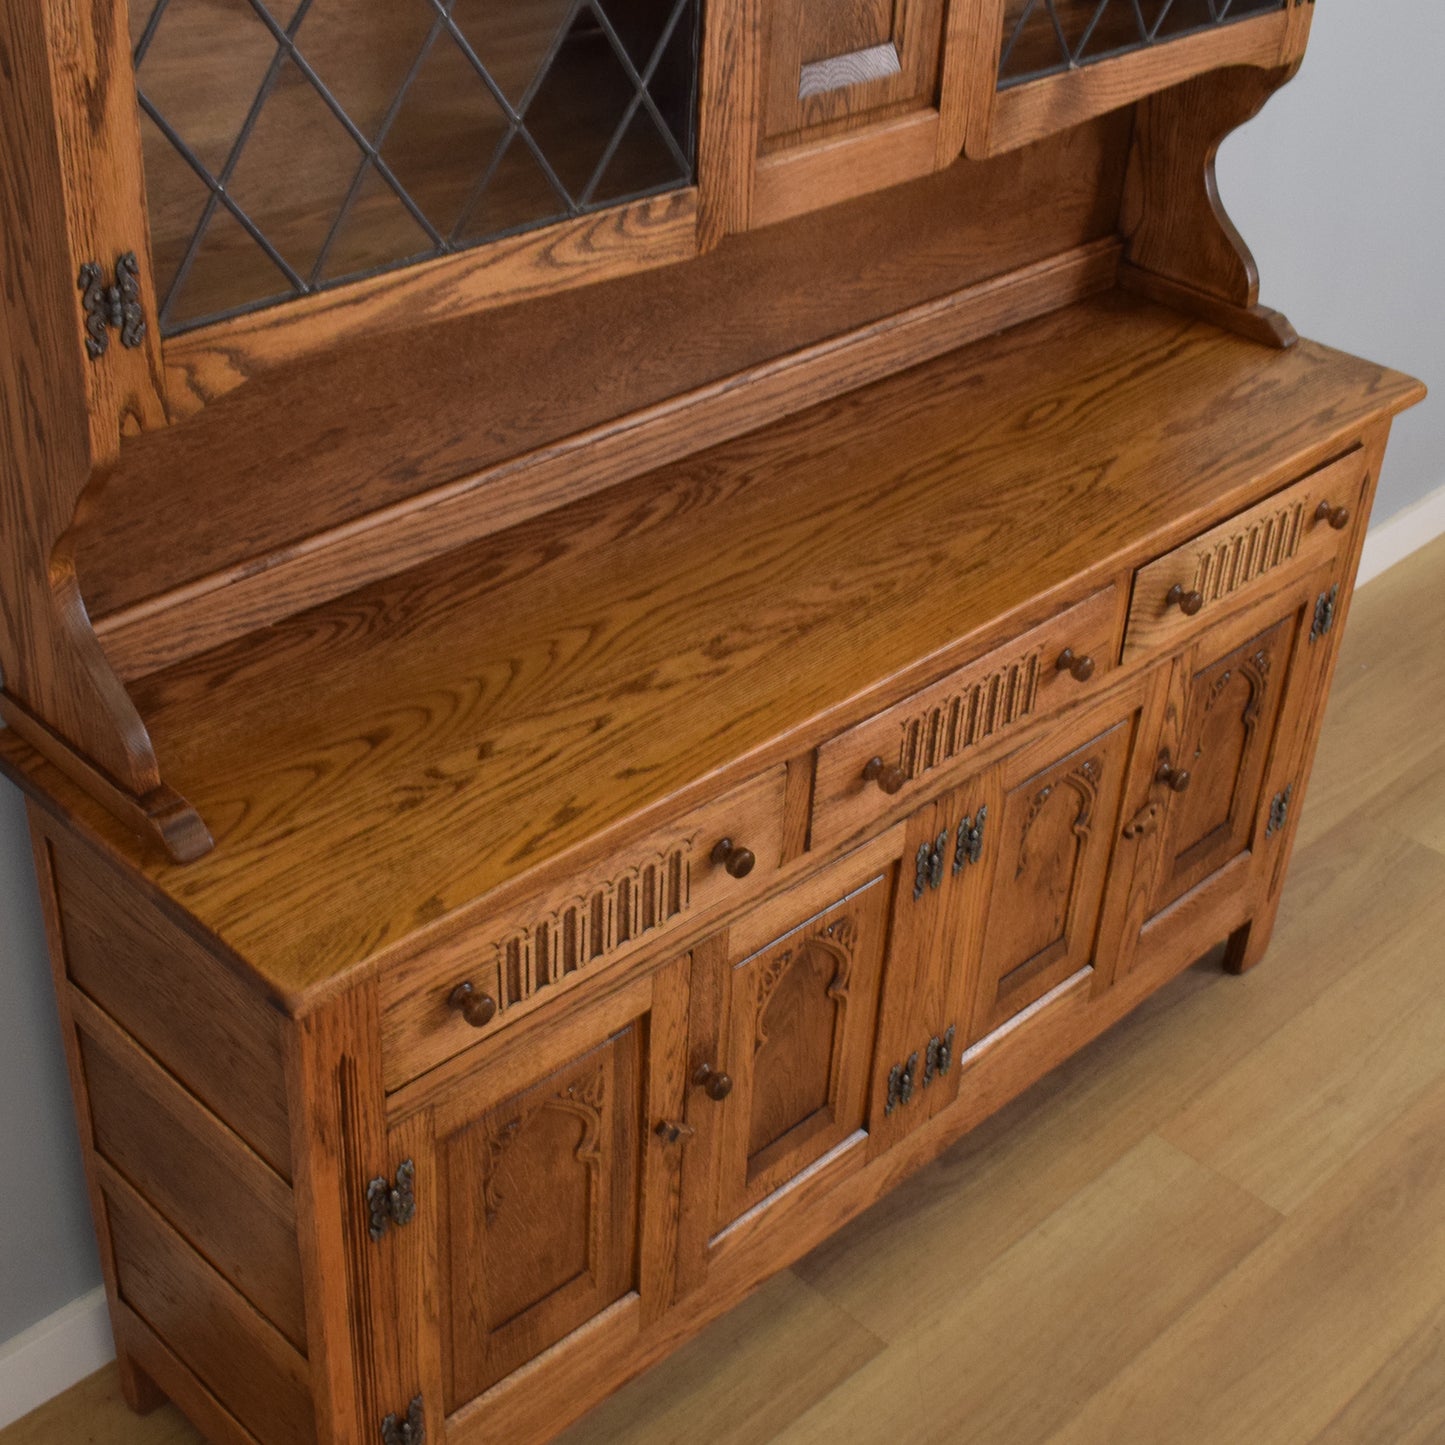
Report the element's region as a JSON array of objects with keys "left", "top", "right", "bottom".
[
  {"left": 0, "top": 691, "right": 212, "bottom": 863},
  {"left": 159, "top": 189, "right": 701, "bottom": 423},
  {"left": 93, "top": 238, "right": 1123, "bottom": 683}
]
